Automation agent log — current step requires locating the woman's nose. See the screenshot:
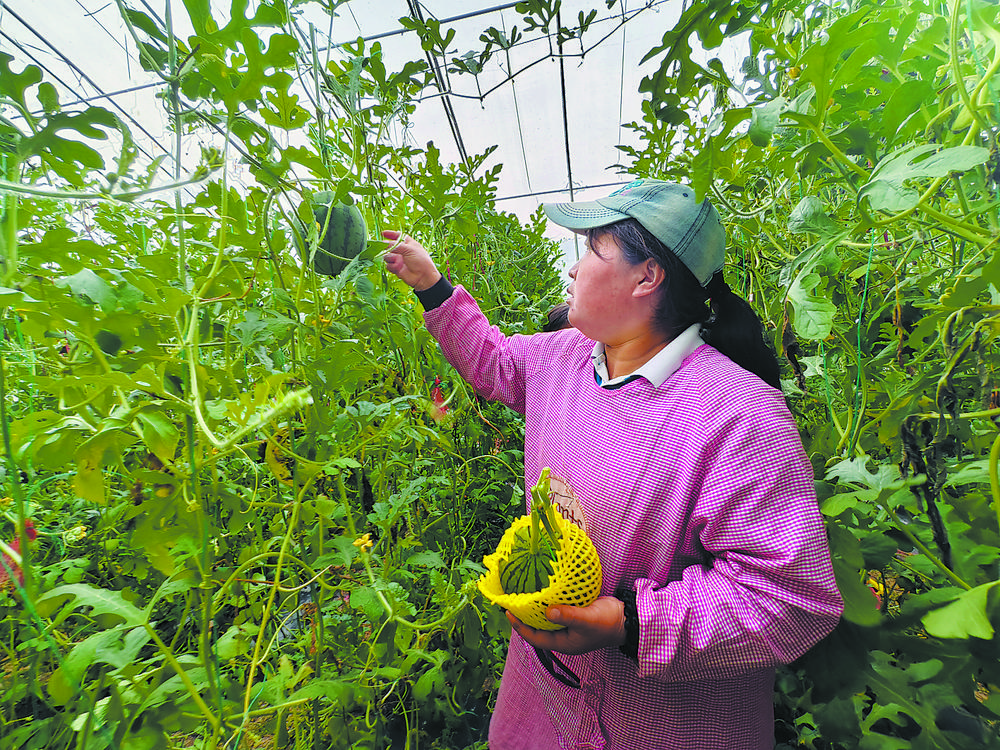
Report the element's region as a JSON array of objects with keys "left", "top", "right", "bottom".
[{"left": 568, "top": 261, "right": 579, "bottom": 279}]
